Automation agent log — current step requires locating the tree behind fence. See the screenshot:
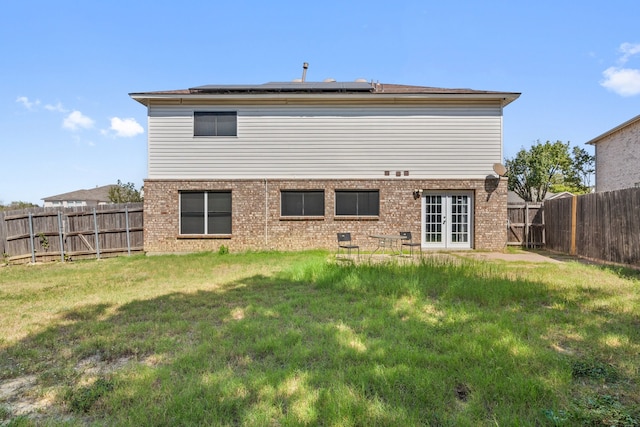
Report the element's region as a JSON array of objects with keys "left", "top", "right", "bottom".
[
  {"left": 0, "top": 203, "right": 143, "bottom": 264},
  {"left": 545, "top": 188, "right": 640, "bottom": 266}
]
